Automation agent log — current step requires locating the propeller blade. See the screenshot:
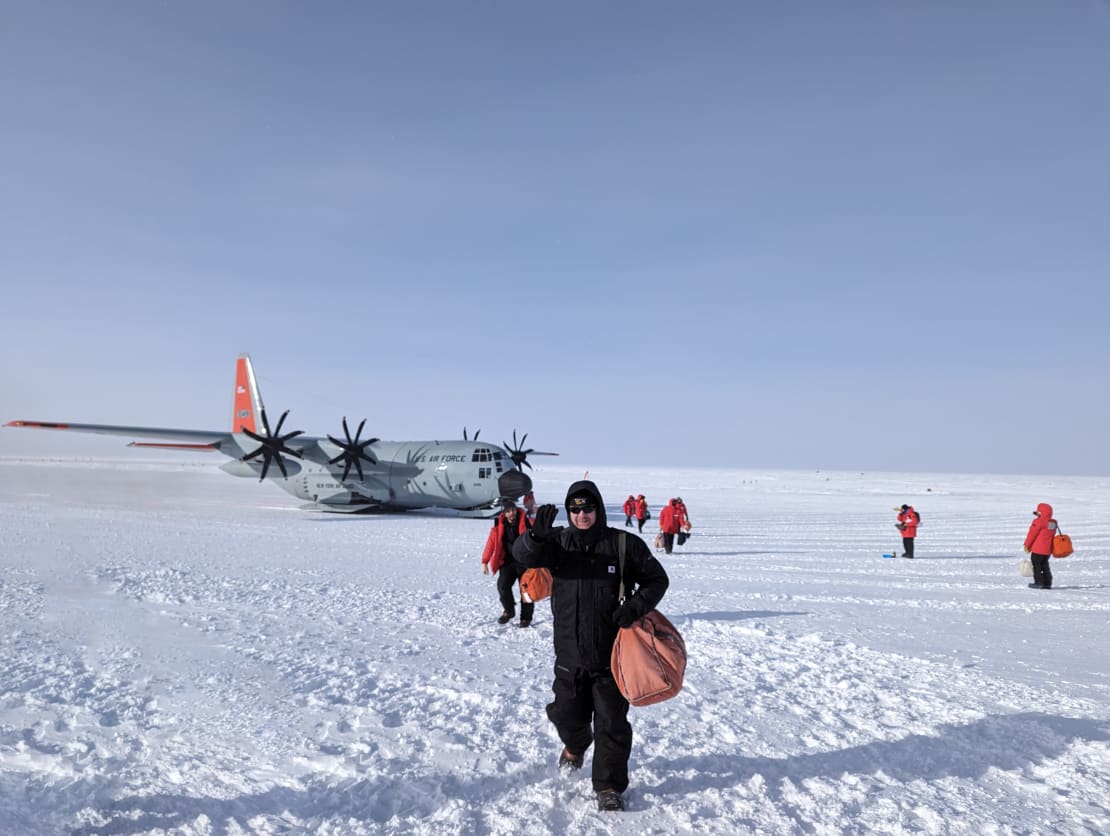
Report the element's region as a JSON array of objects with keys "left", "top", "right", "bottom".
[
  {"left": 328, "top": 418, "right": 378, "bottom": 481},
  {"left": 239, "top": 408, "right": 303, "bottom": 479}
]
